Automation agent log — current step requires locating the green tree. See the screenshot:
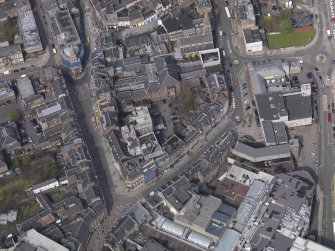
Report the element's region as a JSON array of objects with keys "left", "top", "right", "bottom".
[
  {"left": 6, "top": 16, "right": 15, "bottom": 27},
  {"left": 180, "top": 83, "right": 197, "bottom": 113},
  {"left": 280, "top": 20, "right": 292, "bottom": 34},
  {"left": 260, "top": 16, "right": 272, "bottom": 32},
  {"left": 8, "top": 110, "right": 20, "bottom": 122},
  {"left": 22, "top": 154, "right": 32, "bottom": 166},
  {"left": 279, "top": 9, "right": 291, "bottom": 22},
  {"left": 10, "top": 158, "right": 20, "bottom": 169}
]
